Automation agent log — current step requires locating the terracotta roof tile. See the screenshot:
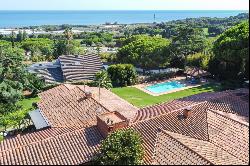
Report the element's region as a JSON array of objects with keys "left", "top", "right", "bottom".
[
  {"left": 152, "top": 131, "right": 211, "bottom": 165},
  {"left": 207, "top": 110, "right": 249, "bottom": 163},
  {"left": 0, "top": 126, "right": 103, "bottom": 165},
  {"left": 130, "top": 104, "right": 210, "bottom": 164},
  {"left": 38, "top": 85, "right": 109, "bottom": 128},
  {"left": 0, "top": 88, "right": 248, "bottom": 165}
]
